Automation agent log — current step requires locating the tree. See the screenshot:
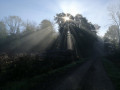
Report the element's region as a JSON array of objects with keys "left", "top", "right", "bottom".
[
  {"left": 39, "top": 19, "right": 56, "bottom": 38},
  {"left": 54, "top": 13, "right": 74, "bottom": 30},
  {"left": 40, "top": 20, "right": 53, "bottom": 30},
  {"left": 20, "top": 20, "right": 57, "bottom": 52},
  {"left": 104, "top": 25, "right": 119, "bottom": 48},
  {"left": 93, "top": 24, "right": 100, "bottom": 32},
  {"left": 108, "top": 2, "right": 120, "bottom": 46},
  {"left": 4, "top": 16, "right": 23, "bottom": 34},
  {"left": 74, "top": 14, "right": 83, "bottom": 28},
  {"left": 74, "top": 14, "right": 97, "bottom": 32},
  {"left": 54, "top": 13, "right": 97, "bottom": 33},
  {"left": 22, "top": 21, "right": 37, "bottom": 35},
  {"left": 0, "top": 21, "right": 8, "bottom": 39},
  {"left": 54, "top": 12, "right": 97, "bottom": 56}
]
